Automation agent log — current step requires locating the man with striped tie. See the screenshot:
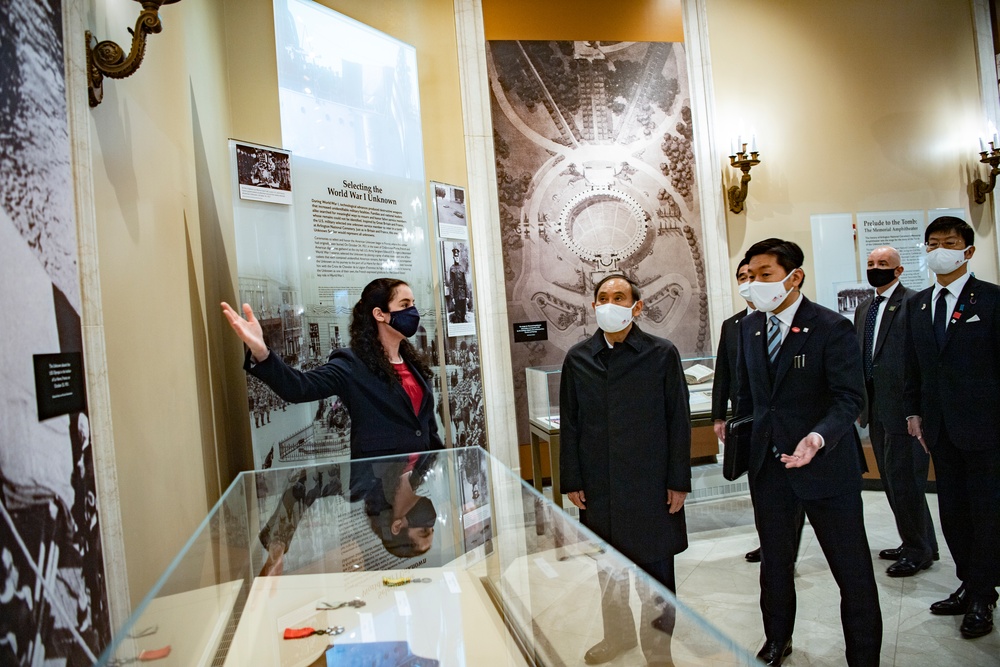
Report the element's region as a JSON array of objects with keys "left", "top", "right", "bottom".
[{"left": 734, "top": 238, "right": 881, "bottom": 666}]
